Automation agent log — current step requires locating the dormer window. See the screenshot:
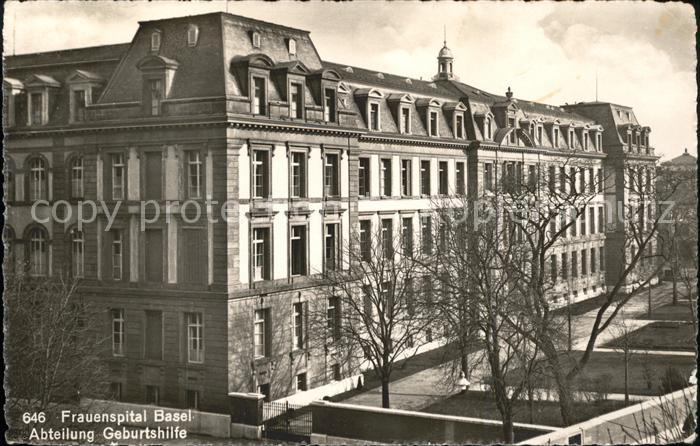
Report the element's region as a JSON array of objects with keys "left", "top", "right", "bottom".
[
  {"left": 324, "top": 88, "right": 336, "bottom": 123},
  {"left": 400, "top": 107, "right": 411, "bottom": 134},
  {"left": 455, "top": 114, "right": 464, "bottom": 139},
  {"left": 568, "top": 129, "right": 575, "bottom": 148},
  {"left": 536, "top": 126, "right": 543, "bottom": 145},
  {"left": 252, "top": 77, "right": 267, "bottom": 116},
  {"left": 187, "top": 25, "right": 199, "bottom": 47},
  {"left": 553, "top": 127, "right": 560, "bottom": 147},
  {"left": 290, "top": 82, "right": 303, "bottom": 119},
  {"left": 596, "top": 133, "right": 602, "bottom": 151},
  {"left": 29, "top": 93, "right": 43, "bottom": 125},
  {"left": 252, "top": 31, "right": 261, "bottom": 48},
  {"left": 288, "top": 38, "right": 297, "bottom": 55},
  {"left": 72, "top": 90, "right": 87, "bottom": 122},
  {"left": 429, "top": 111, "right": 439, "bottom": 137},
  {"left": 369, "top": 102, "right": 380, "bottom": 131},
  {"left": 484, "top": 117, "right": 492, "bottom": 140},
  {"left": 583, "top": 131, "right": 589, "bottom": 150},
  {"left": 508, "top": 117, "right": 516, "bottom": 144},
  {"left": 151, "top": 30, "right": 162, "bottom": 52},
  {"left": 149, "top": 79, "right": 163, "bottom": 116}
]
